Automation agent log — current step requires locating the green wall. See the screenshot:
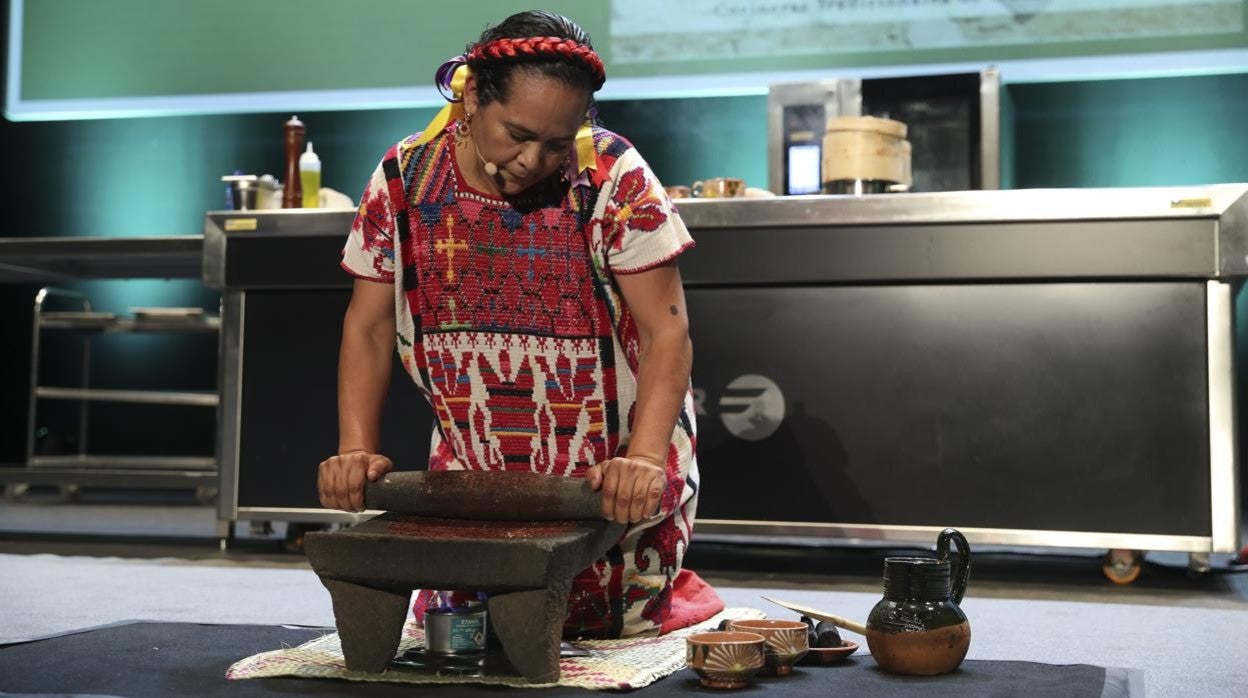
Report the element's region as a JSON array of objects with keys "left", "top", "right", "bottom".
[
  {"left": 0, "top": 98, "right": 770, "bottom": 244},
  {"left": 1009, "top": 74, "right": 1248, "bottom": 188},
  {"left": 17, "top": 0, "right": 608, "bottom": 101}
]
